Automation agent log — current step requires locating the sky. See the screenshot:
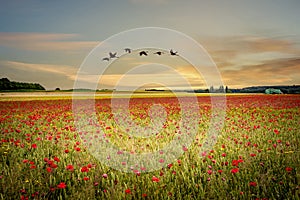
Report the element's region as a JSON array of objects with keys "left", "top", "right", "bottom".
[{"left": 0, "top": 0, "right": 300, "bottom": 90}]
